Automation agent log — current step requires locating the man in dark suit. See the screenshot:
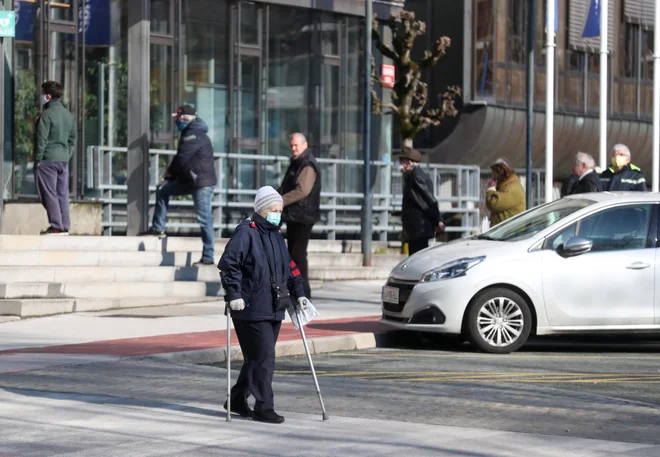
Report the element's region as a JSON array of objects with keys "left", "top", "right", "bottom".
[
  {"left": 567, "top": 152, "right": 602, "bottom": 195},
  {"left": 399, "top": 147, "right": 444, "bottom": 255}
]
